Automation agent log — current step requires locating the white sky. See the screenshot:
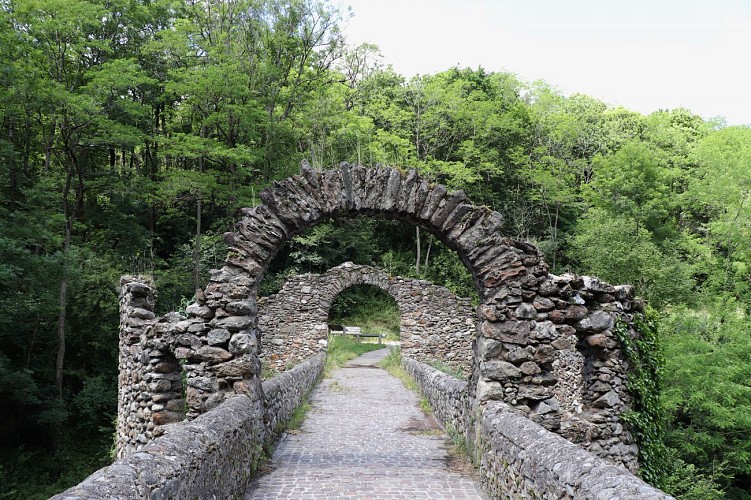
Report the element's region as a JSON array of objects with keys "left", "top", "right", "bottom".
[{"left": 338, "top": 0, "right": 751, "bottom": 126}]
